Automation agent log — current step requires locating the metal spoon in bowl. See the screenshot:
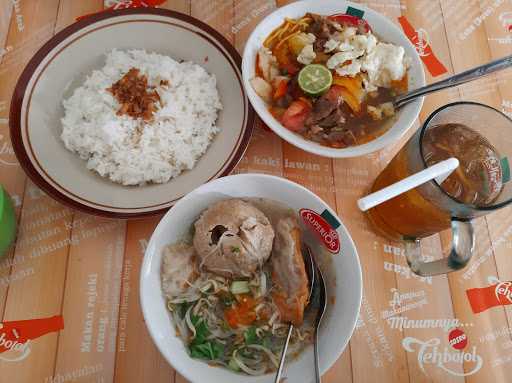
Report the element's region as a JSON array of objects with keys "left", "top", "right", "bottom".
[
  {"left": 309, "top": 245, "right": 327, "bottom": 383},
  {"left": 273, "top": 245, "right": 316, "bottom": 383},
  {"left": 393, "top": 54, "right": 512, "bottom": 109}
]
